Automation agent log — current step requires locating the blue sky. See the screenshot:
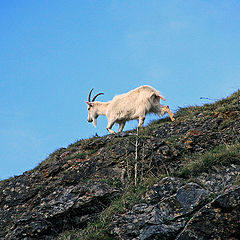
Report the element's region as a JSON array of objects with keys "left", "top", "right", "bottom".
[{"left": 1, "top": 0, "right": 240, "bottom": 180}]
